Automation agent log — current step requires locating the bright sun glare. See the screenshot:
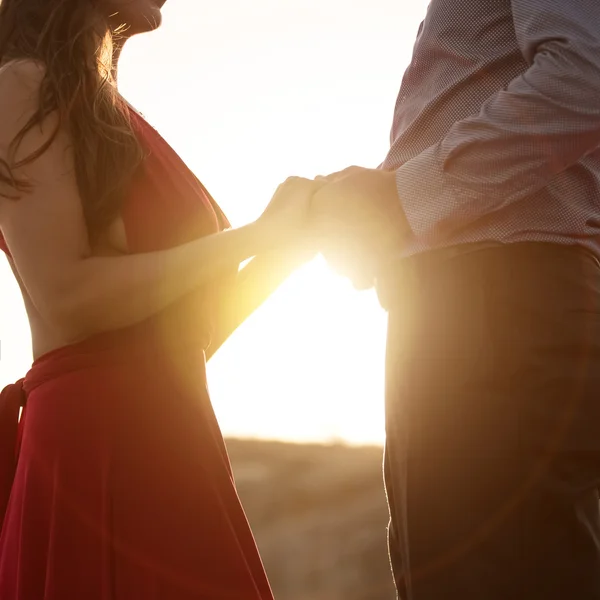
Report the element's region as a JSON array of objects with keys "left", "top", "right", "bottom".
[{"left": 0, "top": 0, "right": 429, "bottom": 445}]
